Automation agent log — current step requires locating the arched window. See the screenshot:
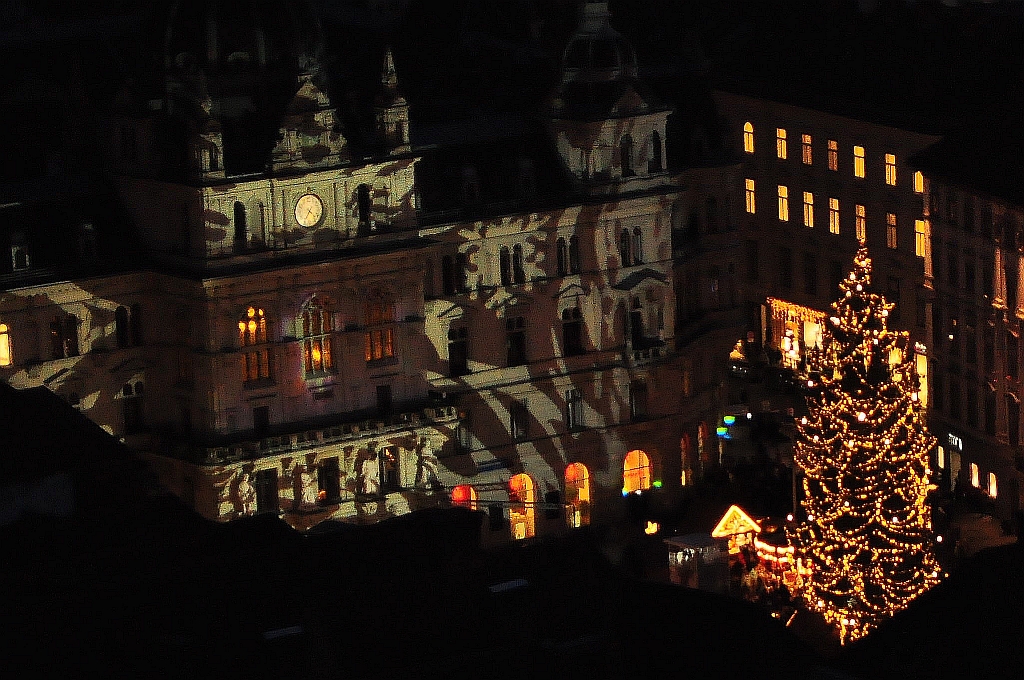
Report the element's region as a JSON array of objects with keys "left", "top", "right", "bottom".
[
  {"left": 442, "top": 255, "right": 456, "bottom": 295},
  {"left": 630, "top": 297, "right": 644, "bottom": 347},
  {"left": 569, "top": 235, "right": 581, "bottom": 274},
  {"left": 508, "top": 473, "right": 536, "bottom": 540},
  {"left": 234, "top": 202, "right": 247, "bottom": 247},
  {"left": 650, "top": 130, "right": 663, "bottom": 172},
  {"left": 512, "top": 244, "right": 526, "bottom": 284},
  {"left": 621, "top": 135, "right": 634, "bottom": 177},
  {"left": 301, "top": 297, "right": 334, "bottom": 377},
  {"left": 448, "top": 326, "right": 469, "bottom": 376},
  {"left": 623, "top": 449, "right": 652, "bottom": 494},
  {"left": 632, "top": 227, "right": 643, "bottom": 264},
  {"left": 451, "top": 484, "right": 477, "bottom": 510},
  {"left": 357, "top": 184, "right": 372, "bottom": 232},
  {"left": 620, "top": 229, "right": 632, "bottom": 267},
  {"left": 743, "top": 122, "right": 754, "bottom": 154},
  {"left": 239, "top": 306, "right": 270, "bottom": 382},
  {"left": 364, "top": 294, "right": 395, "bottom": 362},
  {"left": 562, "top": 307, "right": 584, "bottom": 356},
  {"left": 0, "top": 323, "right": 11, "bottom": 367},
  {"left": 556, "top": 237, "right": 570, "bottom": 277},
  {"left": 499, "top": 246, "right": 512, "bottom": 286},
  {"left": 564, "top": 463, "right": 591, "bottom": 528},
  {"left": 116, "top": 305, "right": 143, "bottom": 348}
]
